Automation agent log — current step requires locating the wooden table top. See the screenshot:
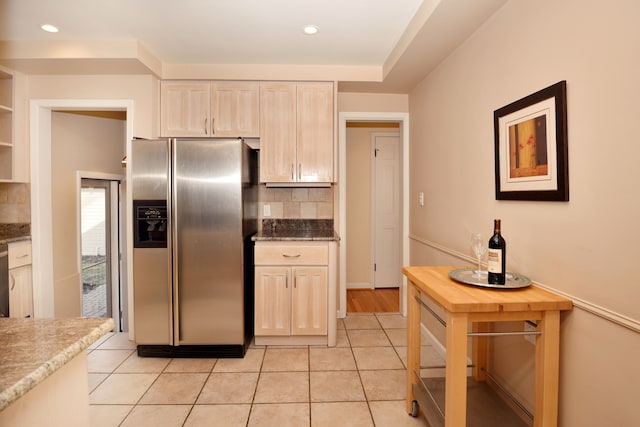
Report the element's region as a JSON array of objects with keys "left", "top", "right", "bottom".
[{"left": 403, "top": 266, "right": 573, "bottom": 314}]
